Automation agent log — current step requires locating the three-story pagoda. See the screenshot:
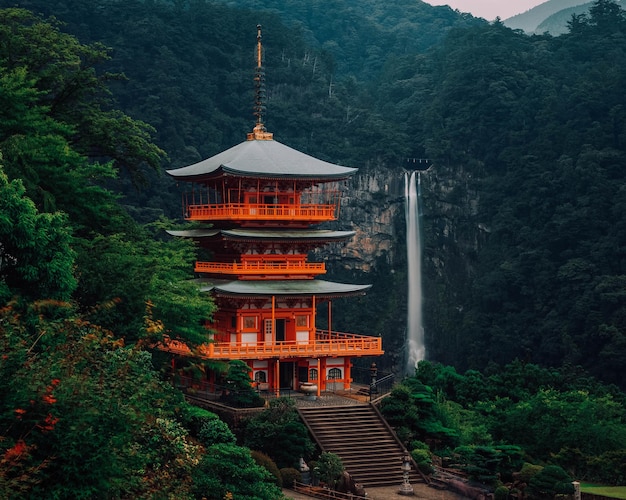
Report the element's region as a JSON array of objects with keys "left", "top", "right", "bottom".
[{"left": 162, "top": 27, "right": 383, "bottom": 396}]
